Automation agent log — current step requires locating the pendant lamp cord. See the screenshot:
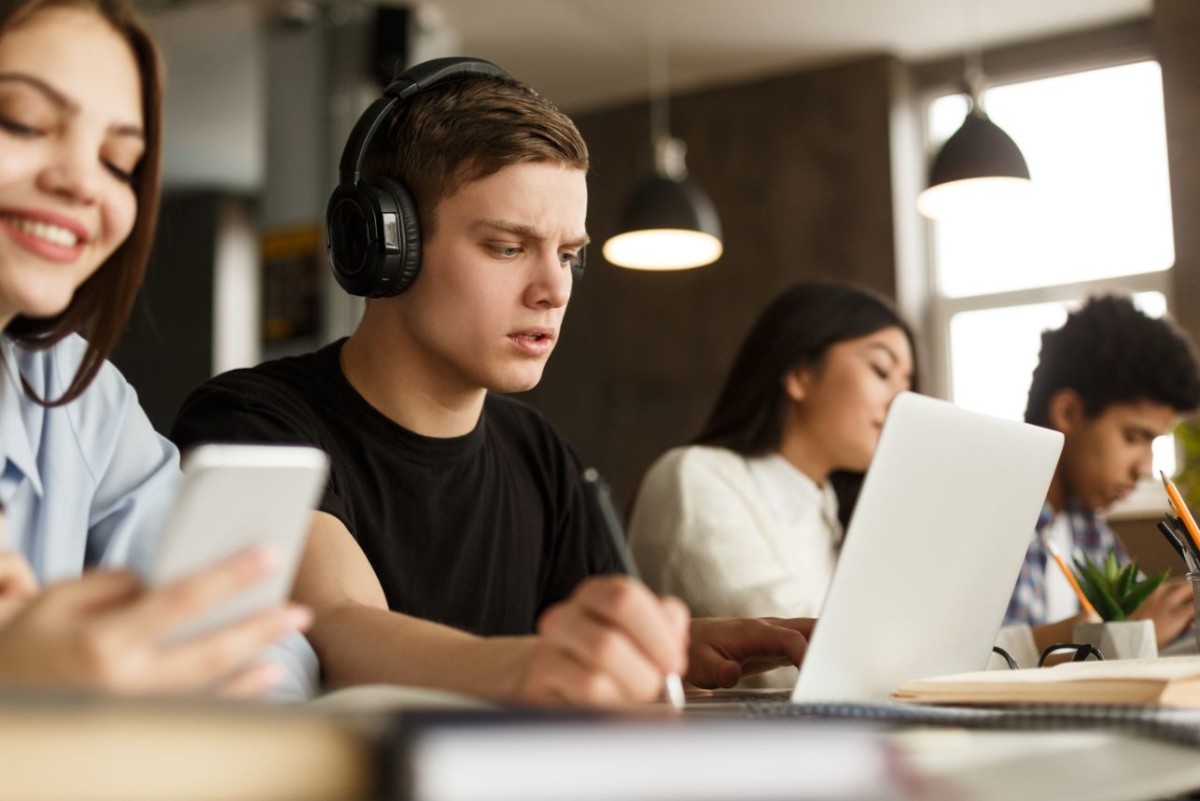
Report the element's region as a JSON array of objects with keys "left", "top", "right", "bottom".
[
  {"left": 963, "top": 0, "right": 987, "bottom": 115},
  {"left": 646, "top": 11, "right": 687, "bottom": 180},
  {"left": 648, "top": 21, "right": 669, "bottom": 147}
]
